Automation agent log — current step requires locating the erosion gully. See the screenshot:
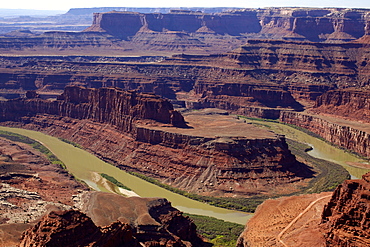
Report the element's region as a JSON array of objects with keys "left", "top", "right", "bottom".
[{"left": 1, "top": 119, "right": 368, "bottom": 225}]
